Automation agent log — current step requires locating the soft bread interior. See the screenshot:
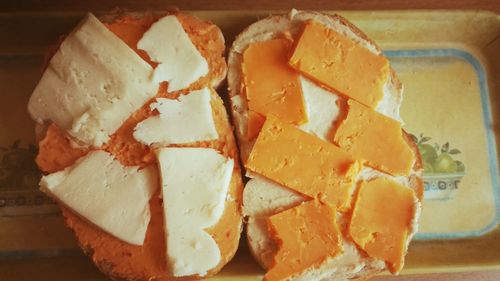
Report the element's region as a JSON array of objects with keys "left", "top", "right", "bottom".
[{"left": 243, "top": 175, "right": 306, "bottom": 218}]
